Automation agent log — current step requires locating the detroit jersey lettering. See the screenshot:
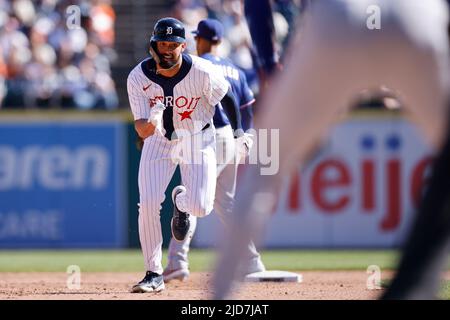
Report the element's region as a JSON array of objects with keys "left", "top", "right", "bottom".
[{"left": 127, "top": 53, "right": 229, "bottom": 138}]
